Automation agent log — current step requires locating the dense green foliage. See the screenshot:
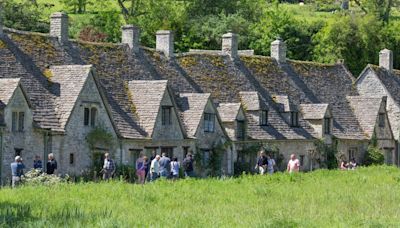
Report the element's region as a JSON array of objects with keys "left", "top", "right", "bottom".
[
  {"left": 3, "top": 0, "right": 400, "bottom": 74},
  {"left": 364, "top": 145, "right": 385, "bottom": 165},
  {"left": 1, "top": 166, "right": 400, "bottom": 226}
]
